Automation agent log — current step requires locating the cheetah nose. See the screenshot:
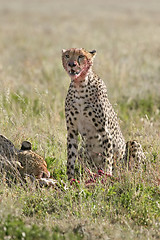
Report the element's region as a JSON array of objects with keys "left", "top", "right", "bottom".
[{"left": 68, "top": 61, "right": 77, "bottom": 67}]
